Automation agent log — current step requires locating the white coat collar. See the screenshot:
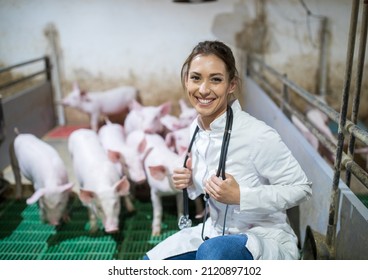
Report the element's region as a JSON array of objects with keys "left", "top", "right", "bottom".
[{"left": 195, "top": 99, "right": 241, "bottom": 132}]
